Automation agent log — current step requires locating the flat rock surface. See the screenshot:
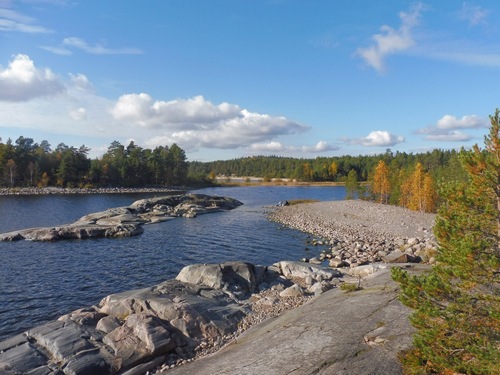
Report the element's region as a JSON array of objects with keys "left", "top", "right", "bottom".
[{"left": 163, "top": 264, "right": 429, "bottom": 375}]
